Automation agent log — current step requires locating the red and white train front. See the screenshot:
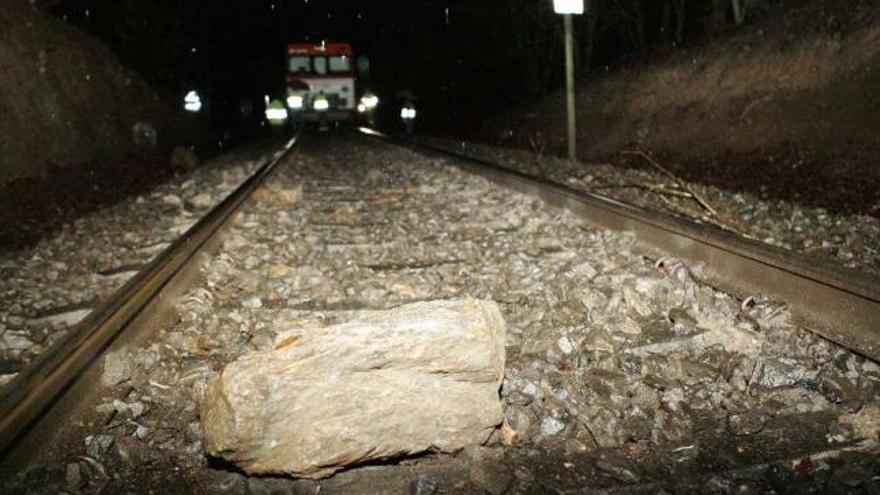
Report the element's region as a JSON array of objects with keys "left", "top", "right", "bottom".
[{"left": 286, "top": 42, "right": 357, "bottom": 122}]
